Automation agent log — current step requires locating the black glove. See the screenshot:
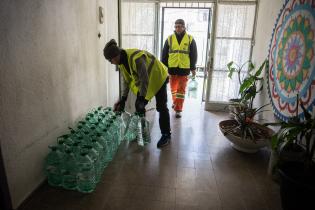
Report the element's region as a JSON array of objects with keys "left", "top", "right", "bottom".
[
  {"left": 114, "top": 96, "right": 127, "bottom": 112},
  {"left": 135, "top": 96, "right": 148, "bottom": 114}
]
